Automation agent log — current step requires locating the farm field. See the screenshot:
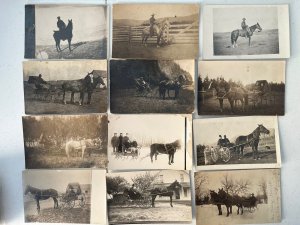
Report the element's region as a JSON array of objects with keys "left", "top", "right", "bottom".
[
  {"left": 198, "top": 91, "right": 284, "bottom": 115},
  {"left": 25, "top": 150, "right": 107, "bottom": 169},
  {"left": 213, "top": 29, "right": 279, "bottom": 56},
  {"left": 108, "top": 201, "right": 191, "bottom": 224},
  {"left": 36, "top": 39, "right": 107, "bottom": 59},
  {"left": 24, "top": 86, "right": 107, "bottom": 114},
  {"left": 196, "top": 204, "right": 276, "bottom": 225},
  {"left": 110, "top": 88, "right": 194, "bottom": 114}
]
